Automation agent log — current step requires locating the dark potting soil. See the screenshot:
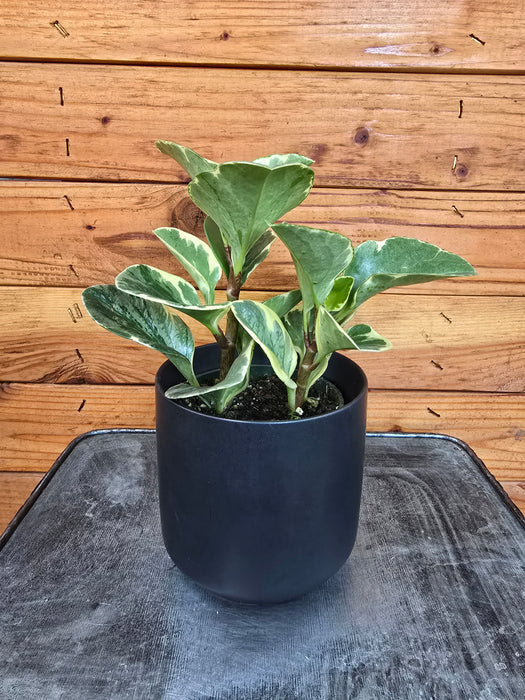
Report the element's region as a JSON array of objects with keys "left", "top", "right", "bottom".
[{"left": 175, "top": 374, "right": 345, "bottom": 421}]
